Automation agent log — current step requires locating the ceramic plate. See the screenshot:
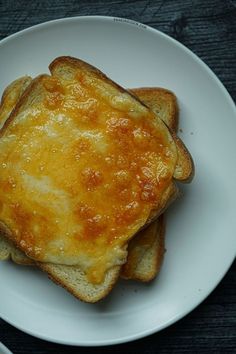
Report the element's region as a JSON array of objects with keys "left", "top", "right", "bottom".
[
  {"left": 0, "top": 343, "right": 13, "bottom": 354},
  {"left": 0, "top": 16, "right": 235, "bottom": 346}
]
